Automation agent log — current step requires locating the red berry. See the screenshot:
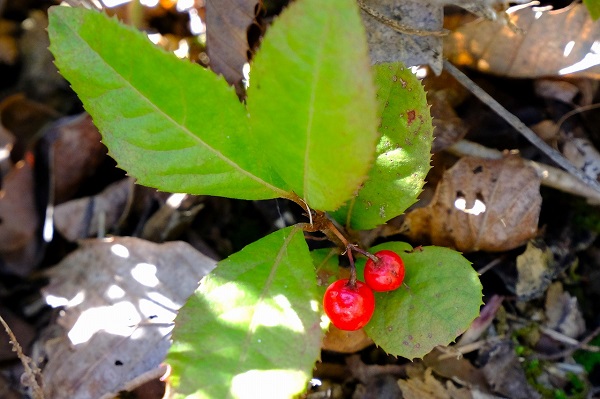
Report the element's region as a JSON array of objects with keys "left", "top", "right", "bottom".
[
  {"left": 323, "top": 279, "right": 375, "bottom": 331},
  {"left": 364, "top": 250, "right": 405, "bottom": 292}
]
